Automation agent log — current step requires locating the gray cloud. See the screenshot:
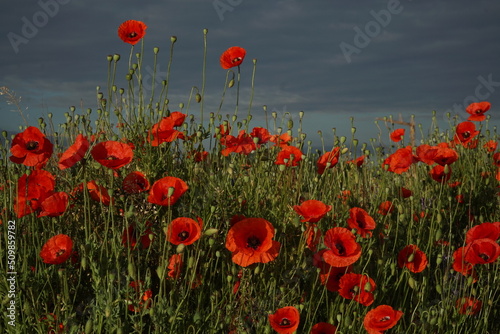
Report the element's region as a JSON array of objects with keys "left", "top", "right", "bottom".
[{"left": 1, "top": 0, "right": 499, "bottom": 148}]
